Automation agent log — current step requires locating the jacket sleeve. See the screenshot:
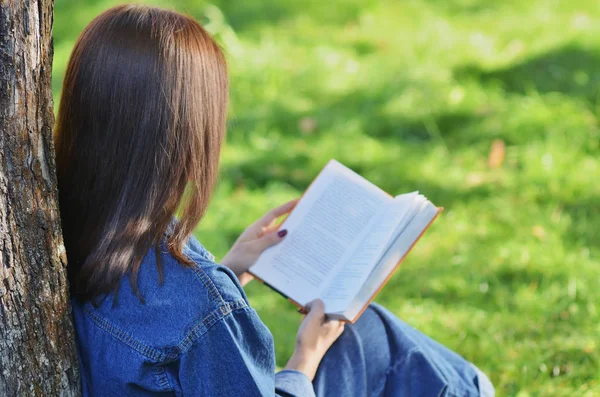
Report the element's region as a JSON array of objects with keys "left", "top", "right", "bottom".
[{"left": 178, "top": 305, "right": 316, "bottom": 397}]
